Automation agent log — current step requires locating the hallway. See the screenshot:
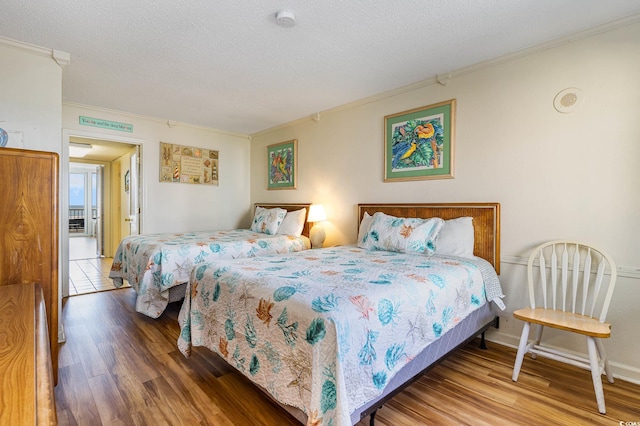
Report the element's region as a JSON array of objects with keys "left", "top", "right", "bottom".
[{"left": 69, "top": 236, "right": 129, "bottom": 296}]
